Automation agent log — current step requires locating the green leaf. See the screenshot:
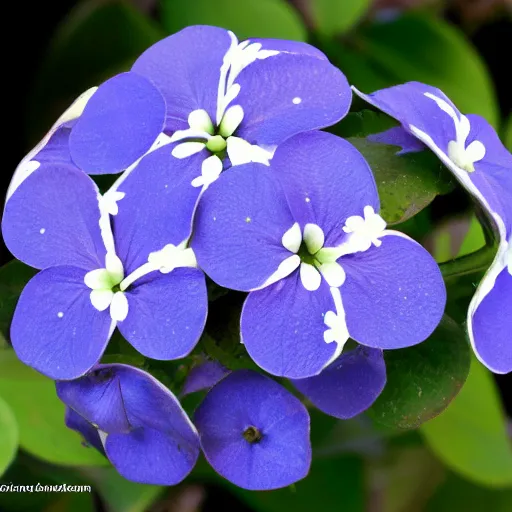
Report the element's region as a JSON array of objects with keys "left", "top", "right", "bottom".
[
  {"left": 80, "top": 467, "right": 164, "bottom": 512},
  {"left": 368, "top": 316, "right": 470, "bottom": 429},
  {"left": 160, "top": 0, "right": 306, "bottom": 41},
  {"left": 458, "top": 216, "right": 486, "bottom": 257},
  {"left": 334, "top": 109, "right": 396, "bottom": 139},
  {"left": 426, "top": 472, "right": 512, "bottom": 512},
  {"left": 354, "top": 13, "right": 498, "bottom": 125},
  {"left": 28, "top": 0, "right": 163, "bottom": 138},
  {"left": 0, "top": 351, "right": 107, "bottom": 467},
  {"left": 311, "top": 0, "right": 371, "bottom": 36},
  {"left": 0, "top": 395, "right": 18, "bottom": 477},
  {"left": 421, "top": 358, "right": 512, "bottom": 487},
  {"left": 234, "top": 456, "right": 364, "bottom": 512},
  {"left": 347, "top": 136, "right": 453, "bottom": 224},
  {"left": 0, "top": 260, "right": 37, "bottom": 344}
]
